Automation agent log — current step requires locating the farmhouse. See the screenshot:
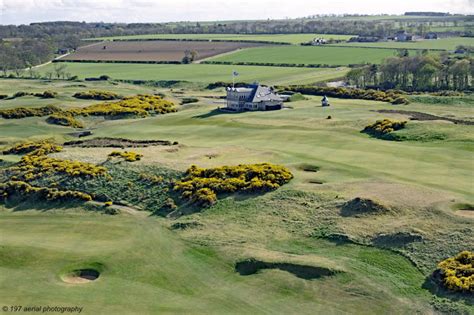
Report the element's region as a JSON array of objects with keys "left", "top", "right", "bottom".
[
  {"left": 226, "top": 84, "right": 283, "bottom": 111},
  {"left": 395, "top": 30, "right": 412, "bottom": 42}
]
